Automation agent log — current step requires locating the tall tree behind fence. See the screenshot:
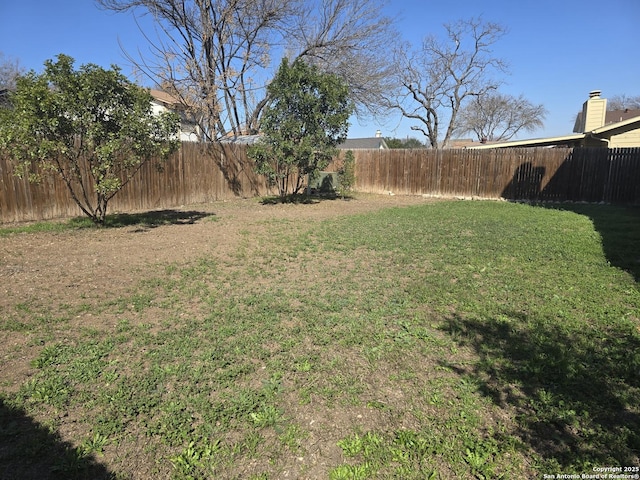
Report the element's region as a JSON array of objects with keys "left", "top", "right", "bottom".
[{"left": 1, "top": 145, "right": 639, "bottom": 223}]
